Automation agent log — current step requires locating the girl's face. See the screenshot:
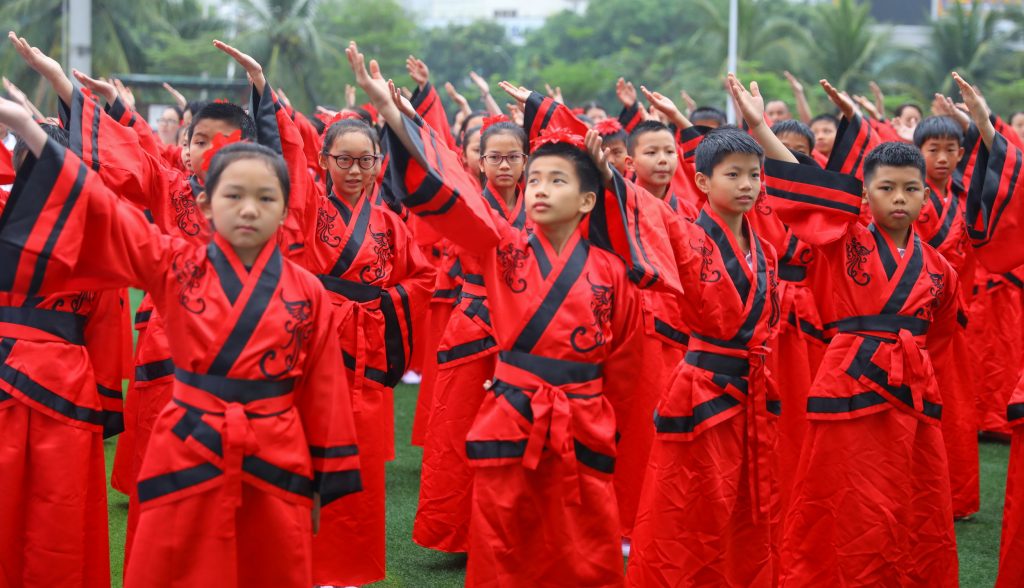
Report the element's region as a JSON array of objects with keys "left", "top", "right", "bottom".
[
  {"left": 199, "top": 157, "right": 287, "bottom": 265},
  {"left": 319, "top": 131, "right": 378, "bottom": 202},
  {"left": 479, "top": 132, "right": 526, "bottom": 190},
  {"left": 463, "top": 128, "right": 483, "bottom": 176}
]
